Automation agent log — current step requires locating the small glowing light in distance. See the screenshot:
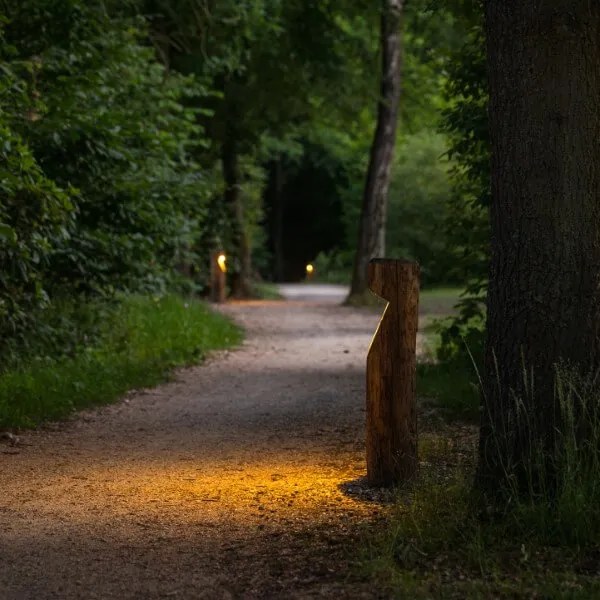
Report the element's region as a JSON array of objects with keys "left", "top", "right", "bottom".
[
  {"left": 217, "top": 253, "right": 227, "bottom": 273},
  {"left": 306, "top": 263, "right": 314, "bottom": 274}
]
